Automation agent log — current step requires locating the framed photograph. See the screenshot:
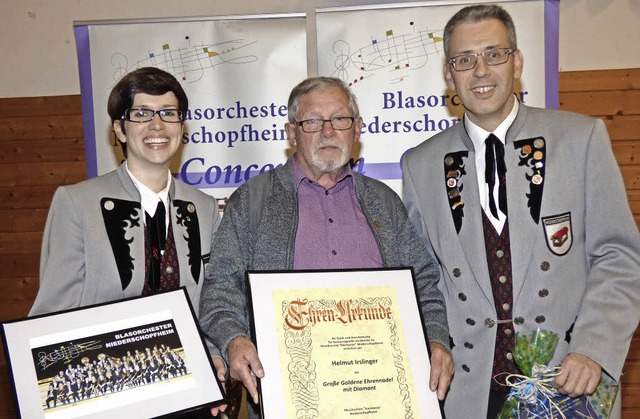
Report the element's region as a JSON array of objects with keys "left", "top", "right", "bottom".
[
  {"left": 1, "top": 288, "right": 225, "bottom": 419},
  {"left": 248, "top": 268, "right": 442, "bottom": 418}
]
